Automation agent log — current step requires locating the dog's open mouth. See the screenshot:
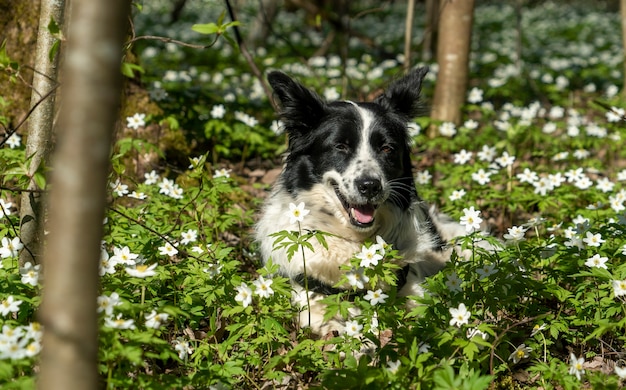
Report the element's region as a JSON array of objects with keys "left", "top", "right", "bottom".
[{"left": 333, "top": 186, "right": 378, "bottom": 228}]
